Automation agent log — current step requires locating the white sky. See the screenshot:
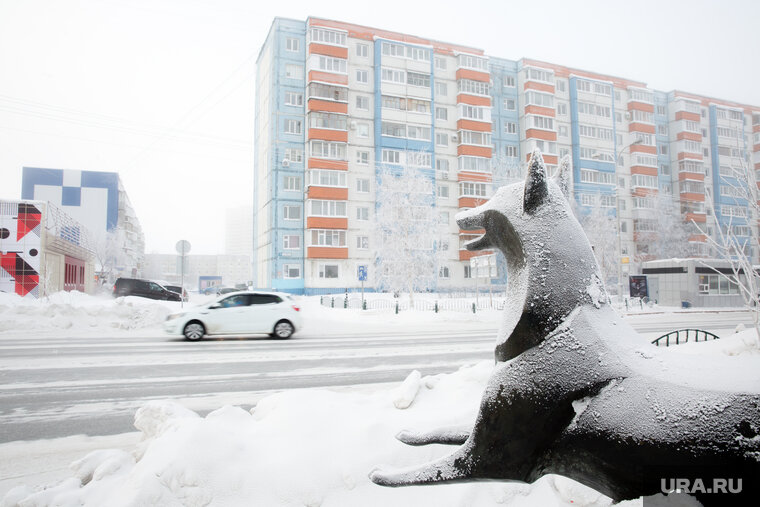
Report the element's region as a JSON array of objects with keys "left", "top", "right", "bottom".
[{"left": 1, "top": 0, "right": 759, "bottom": 255}]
